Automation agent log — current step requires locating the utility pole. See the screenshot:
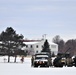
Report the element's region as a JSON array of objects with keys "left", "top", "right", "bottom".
[{"left": 42, "top": 34, "right": 47, "bottom": 40}]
